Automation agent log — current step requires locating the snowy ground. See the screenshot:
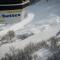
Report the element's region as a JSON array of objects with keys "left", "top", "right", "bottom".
[
  {"left": 26, "top": 0, "right": 60, "bottom": 24},
  {"left": 0, "top": 0, "right": 60, "bottom": 59},
  {"left": 0, "top": 13, "right": 34, "bottom": 37}
]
